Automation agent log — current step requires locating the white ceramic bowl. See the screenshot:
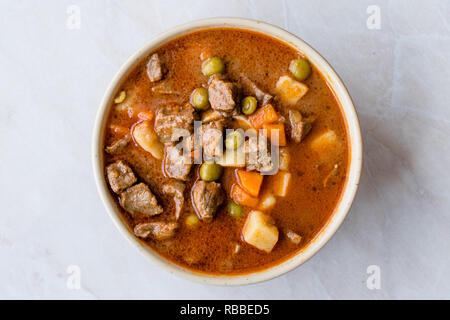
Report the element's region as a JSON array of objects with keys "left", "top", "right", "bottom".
[{"left": 92, "top": 17, "right": 362, "bottom": 286}]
